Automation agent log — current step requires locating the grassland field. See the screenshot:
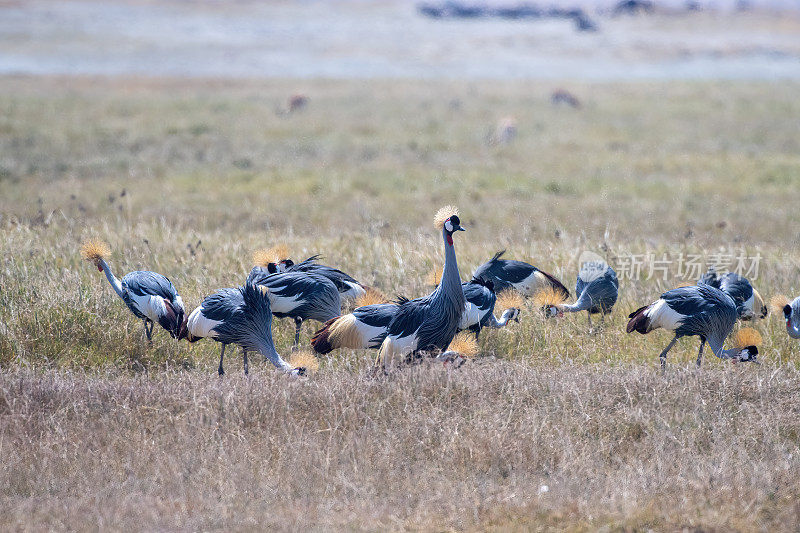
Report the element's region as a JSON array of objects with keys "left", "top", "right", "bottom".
[{"left": 1, "top": 75, "right": 800, "bottom": 530}]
